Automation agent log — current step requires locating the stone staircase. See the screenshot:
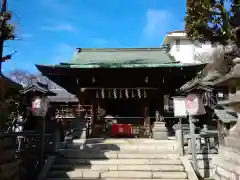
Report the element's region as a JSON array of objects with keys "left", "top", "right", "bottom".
[{"left": 46, "top": 139, "right": 190, "bottom": 180}]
